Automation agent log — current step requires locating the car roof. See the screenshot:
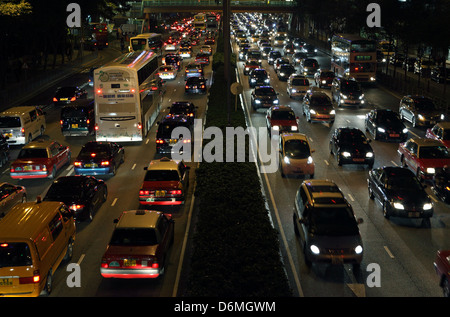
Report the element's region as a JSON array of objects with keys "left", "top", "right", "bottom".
[
  {"left": 22, "top": 139, "right": 54, "bottom": 149},
  {"left": 280, "top": 132, "right": 308, "bottom": 142},
  {"left": 147, "top": 157, "right": 181, "bottom": 171},
  {"left": 51, "top": 175, "right": 89, "bottom": 186},
  {"left": 270, "top": 105, "right": 293, "bottom": 112},
  {"left": 409, "top": 137, "right": 443, "bottom": 146},
  {"left": 115, "top": 210, "right": 161, "bottom": 229},
  {"left": 0, "top": 106, "right": 39, "bottom": 116}
]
